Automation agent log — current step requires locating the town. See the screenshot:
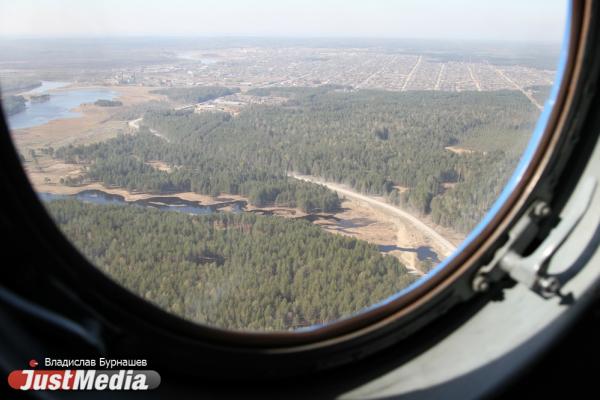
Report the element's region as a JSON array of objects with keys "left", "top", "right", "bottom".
[{"left": 100, "top": 46, "right": 555, "bottom": 111}]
